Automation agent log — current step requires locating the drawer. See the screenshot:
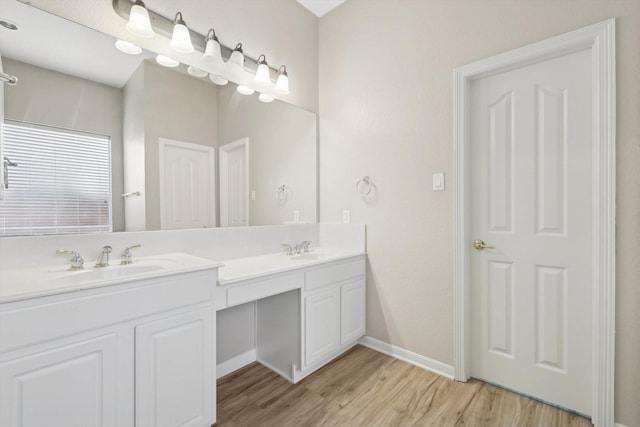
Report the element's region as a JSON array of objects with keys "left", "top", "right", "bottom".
[
  {"left": 305, "top": 257, "right": 365, "bottom": 292},
  {"left": 0, "top": 270, "right": 215, "bottom": 354},
  {"left": 227, "top": 272, "right": 303, "bottom": 307}
]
